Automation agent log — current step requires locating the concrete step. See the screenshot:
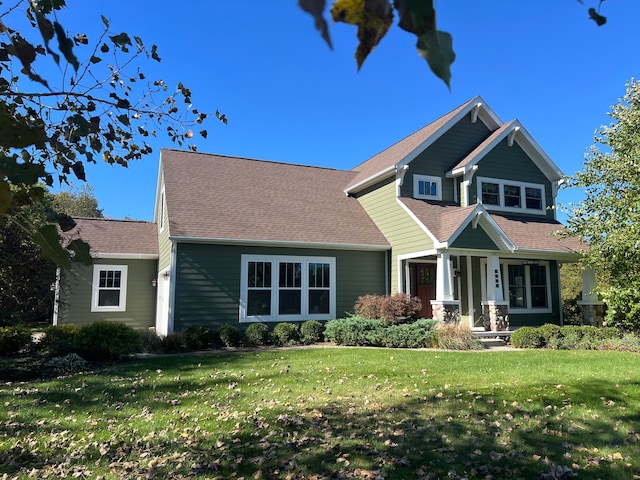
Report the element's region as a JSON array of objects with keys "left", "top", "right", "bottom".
[{"left": 479, "top": 337, "right": 507, "bottom": 348}]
